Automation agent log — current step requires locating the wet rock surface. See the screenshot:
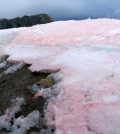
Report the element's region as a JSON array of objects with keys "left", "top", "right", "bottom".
[{"left": 0, "top": 56, "right": 55, "bottom": 134}]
